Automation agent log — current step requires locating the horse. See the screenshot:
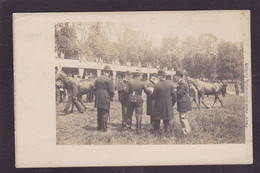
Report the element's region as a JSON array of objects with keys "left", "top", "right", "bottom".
[
  {"left": 55, "top": 70, "right": 96, "bottom": 113},
  {"left": 187, "top": 78, "right": 227, "bottom": 109}
]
